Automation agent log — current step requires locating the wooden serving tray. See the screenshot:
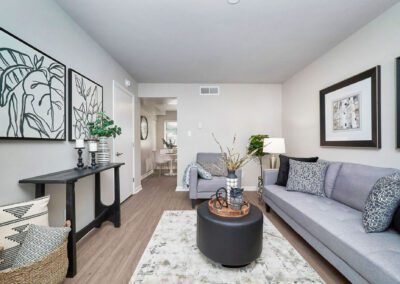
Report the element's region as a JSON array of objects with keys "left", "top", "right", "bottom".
[{"left": 208, "top": 198, "right": 250, "bottom": 218}]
